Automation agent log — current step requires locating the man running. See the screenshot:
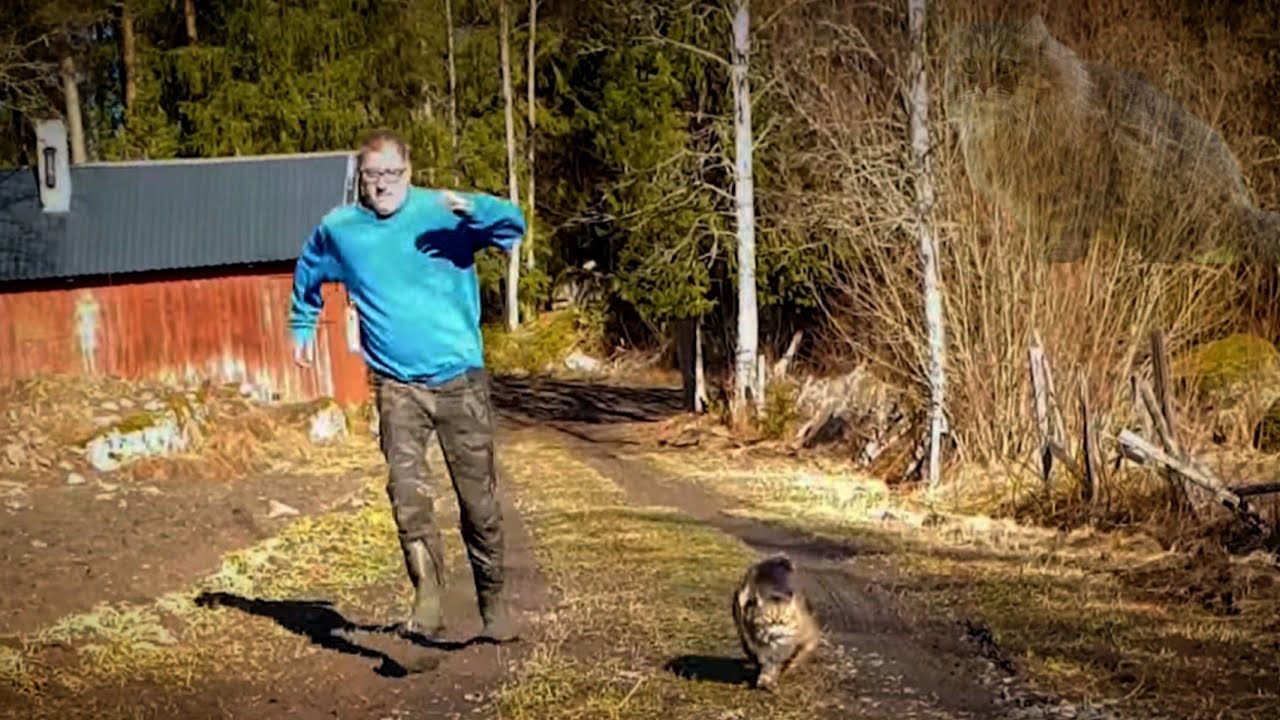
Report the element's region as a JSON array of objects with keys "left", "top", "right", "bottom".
[{"left": 289, "top": 128, "right": 525, "bottom": 643}]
